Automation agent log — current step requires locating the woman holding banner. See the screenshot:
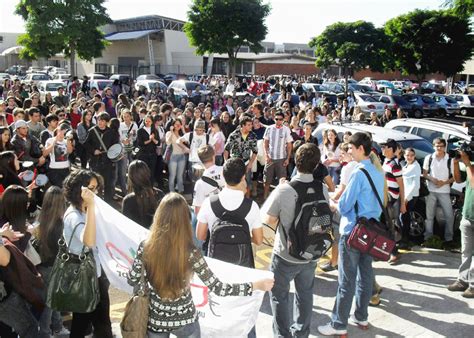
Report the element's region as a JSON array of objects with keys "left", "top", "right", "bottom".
[{"left": 128, "top": 192, "right": 274, "bottom": 338}]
